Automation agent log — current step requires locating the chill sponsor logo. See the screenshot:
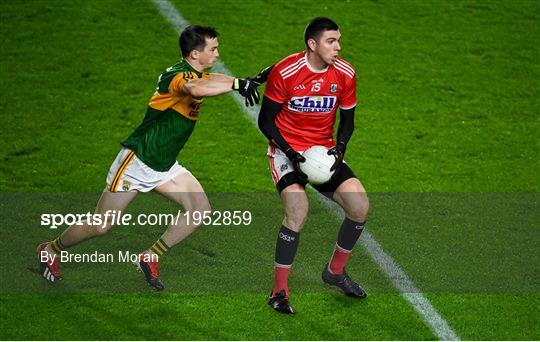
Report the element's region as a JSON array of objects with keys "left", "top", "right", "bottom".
[
  {"left": 288, "top": 96, "right": 336, "bottom": 113},
  {"left": 279, "top": 232, "right": 296, "bottom": 242}
]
